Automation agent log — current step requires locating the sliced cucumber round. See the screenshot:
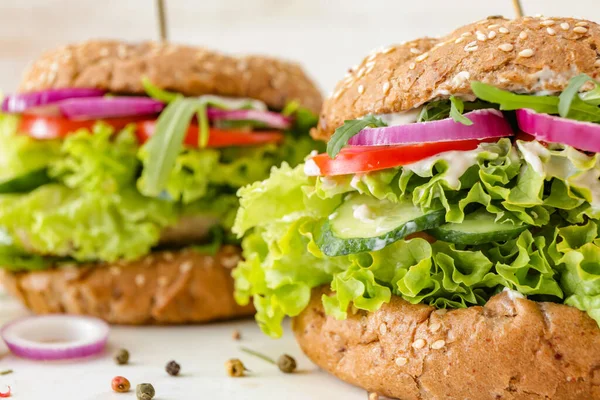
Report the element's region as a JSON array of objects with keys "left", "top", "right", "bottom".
[
  {"left": 428, "top": 209, "right": 528, "bottom": 245},
  {"left": 315, "top": 194, "right": 445, "bottom": 256}
]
